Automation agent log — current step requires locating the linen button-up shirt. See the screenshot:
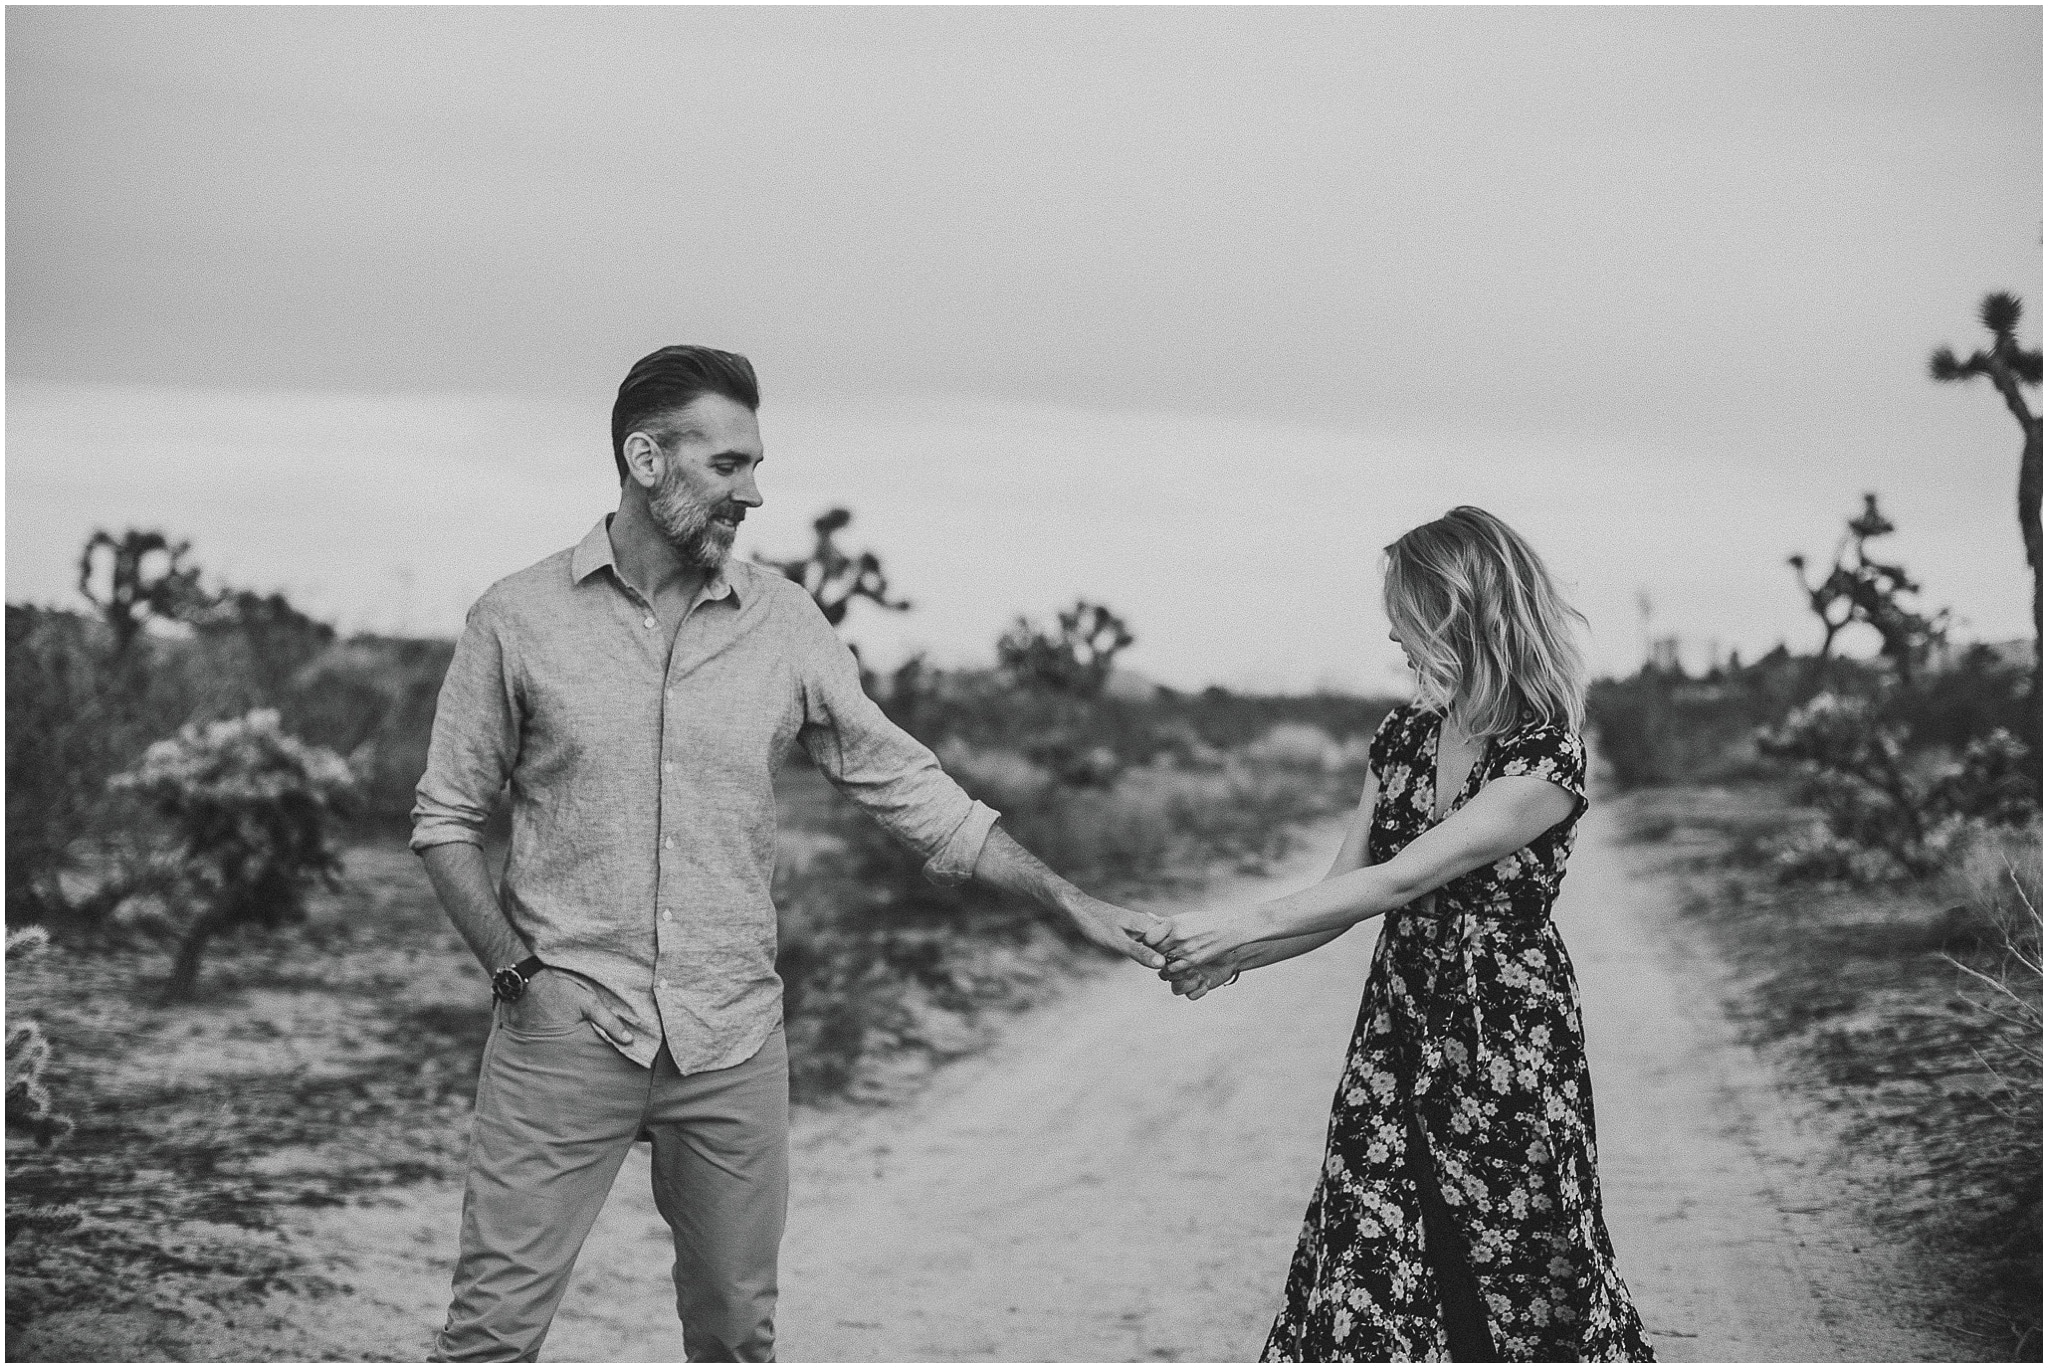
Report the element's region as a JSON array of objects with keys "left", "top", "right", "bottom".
[{"left": 411, "top": 517, "right": 1000, "bottom": 1075}]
